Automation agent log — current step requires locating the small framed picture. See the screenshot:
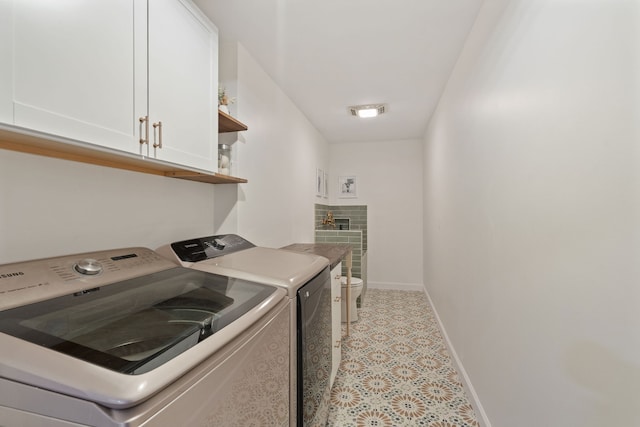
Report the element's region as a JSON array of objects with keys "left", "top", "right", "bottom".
[
  {"left": 338, "top": 175, "right": 357, "bottom": 198},
  {"left": 323, "top": 172, "right": 329, "bottom": 198},
  {"left": 316, "top": 168, "right": 323, "bottom": 197}
]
